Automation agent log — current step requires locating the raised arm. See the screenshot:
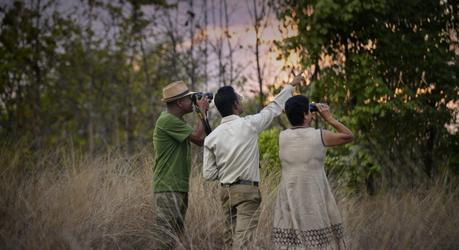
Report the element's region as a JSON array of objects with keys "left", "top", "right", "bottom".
[
  {"left": 247, "top": 75, "right": 305, "bottom": 133},
  {"left": 317, "top": 103, "right": 354, "bottom": 147}
]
